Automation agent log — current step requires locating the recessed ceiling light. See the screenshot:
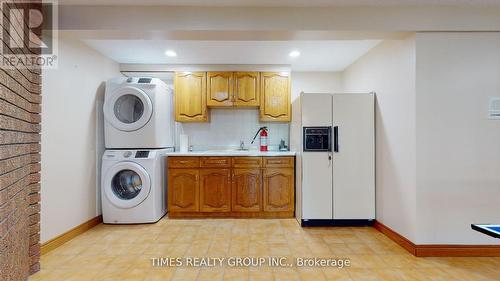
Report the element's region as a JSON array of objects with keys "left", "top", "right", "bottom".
[
  {"left": 165, "top": 50, "right": 177, "bottom": 57},
  {"left": 289, "top": 50, "right": 300, "bottom": 58}
]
